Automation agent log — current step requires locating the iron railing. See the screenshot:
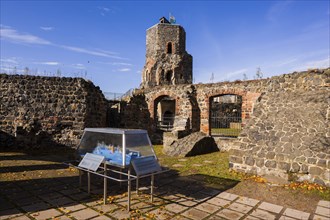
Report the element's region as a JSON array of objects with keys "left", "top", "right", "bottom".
[
  {"left": 155, "top": 116, "right": 174, "bottom": 131},
  {"left": 211, "top": 115, "right": 242, "bottom": 137}
]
